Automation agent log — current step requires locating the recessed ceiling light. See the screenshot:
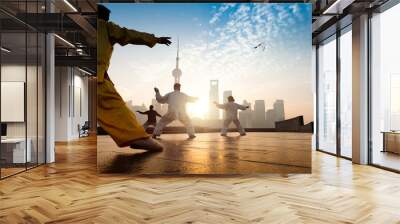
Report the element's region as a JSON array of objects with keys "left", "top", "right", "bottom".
[
  {"left": 1, "top": 47, "right": 11, "bottom": 53},
  {"left": 78, "top": 67, "right": 92, "bottom": 76},
  {"left": 63, "top": 0, "right": 78, "bottom": 12},
  {"left": 54, "top": 34, "right": 75, "bottom": 48}
]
